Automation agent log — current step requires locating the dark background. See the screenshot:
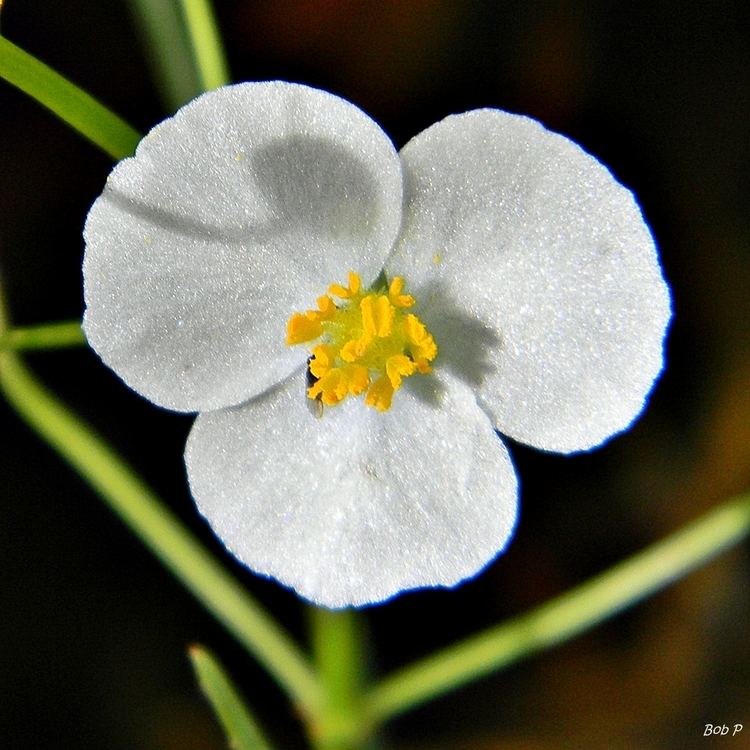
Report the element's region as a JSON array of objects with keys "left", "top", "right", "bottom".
[{"left": 1, "top": 1, "right": 748, "bottom": 748}]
